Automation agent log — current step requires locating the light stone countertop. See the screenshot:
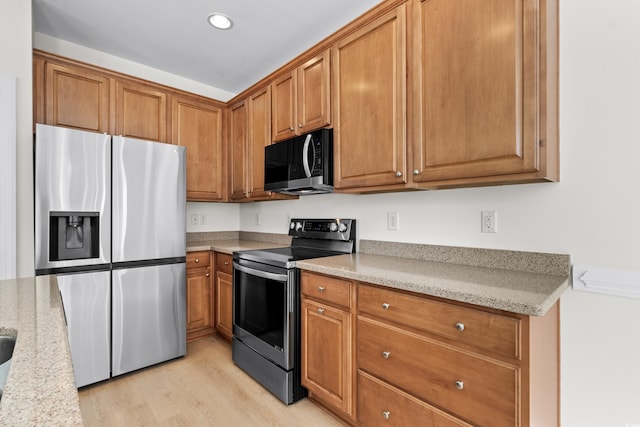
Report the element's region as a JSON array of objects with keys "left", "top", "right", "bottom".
[
  {"left": 187, "top": 239, "right": 289, "bottom": 254},
  {"left": 297, "top": 253, "right": 570, "bottom": 316},
  {"left": 0, "top": 276, "right": 82, "bottom": 425}
]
